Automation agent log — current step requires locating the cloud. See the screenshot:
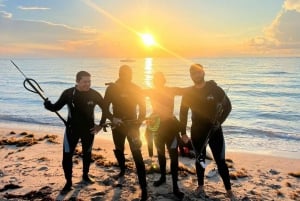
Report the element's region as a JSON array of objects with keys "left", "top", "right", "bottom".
[
  {"left": 0, "top": 16, "right": 111, "bottom": 57},
  {"left": 0, "top": 10, "right": 150, "bottom": 58},
  {"left": 284, "top": 0, "right": 300, "bottom": 12},
  {"left": 0, "top": 10, "right": 12, "bottom": 18},
  {"left": 0, "top": 17, "right": 95, "bottom": 43},
  {"left": 18, "top": 6, "right": 50, "bottom": 10},
  {"left": 248, "top": 0, "right": 300, "bottom": 55}
]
